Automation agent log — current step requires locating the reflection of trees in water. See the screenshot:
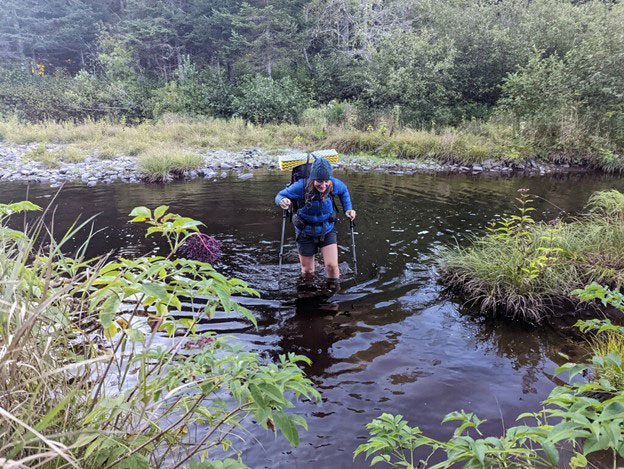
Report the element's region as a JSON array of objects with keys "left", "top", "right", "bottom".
[{"left": 455, "top": 302, "right": 584, "bottom": 394}]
